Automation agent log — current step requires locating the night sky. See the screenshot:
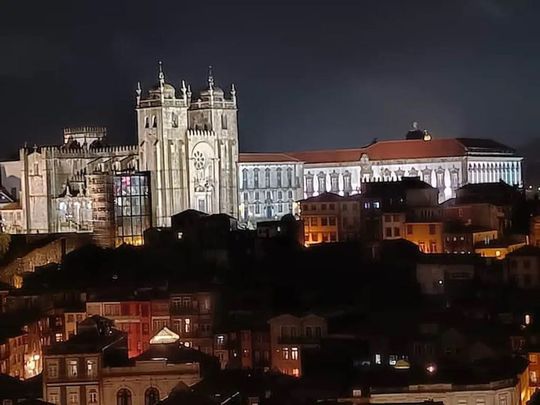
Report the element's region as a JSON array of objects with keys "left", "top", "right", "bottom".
[{"left": 2, "top": 0, "right": 540, "bottom": 156}]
